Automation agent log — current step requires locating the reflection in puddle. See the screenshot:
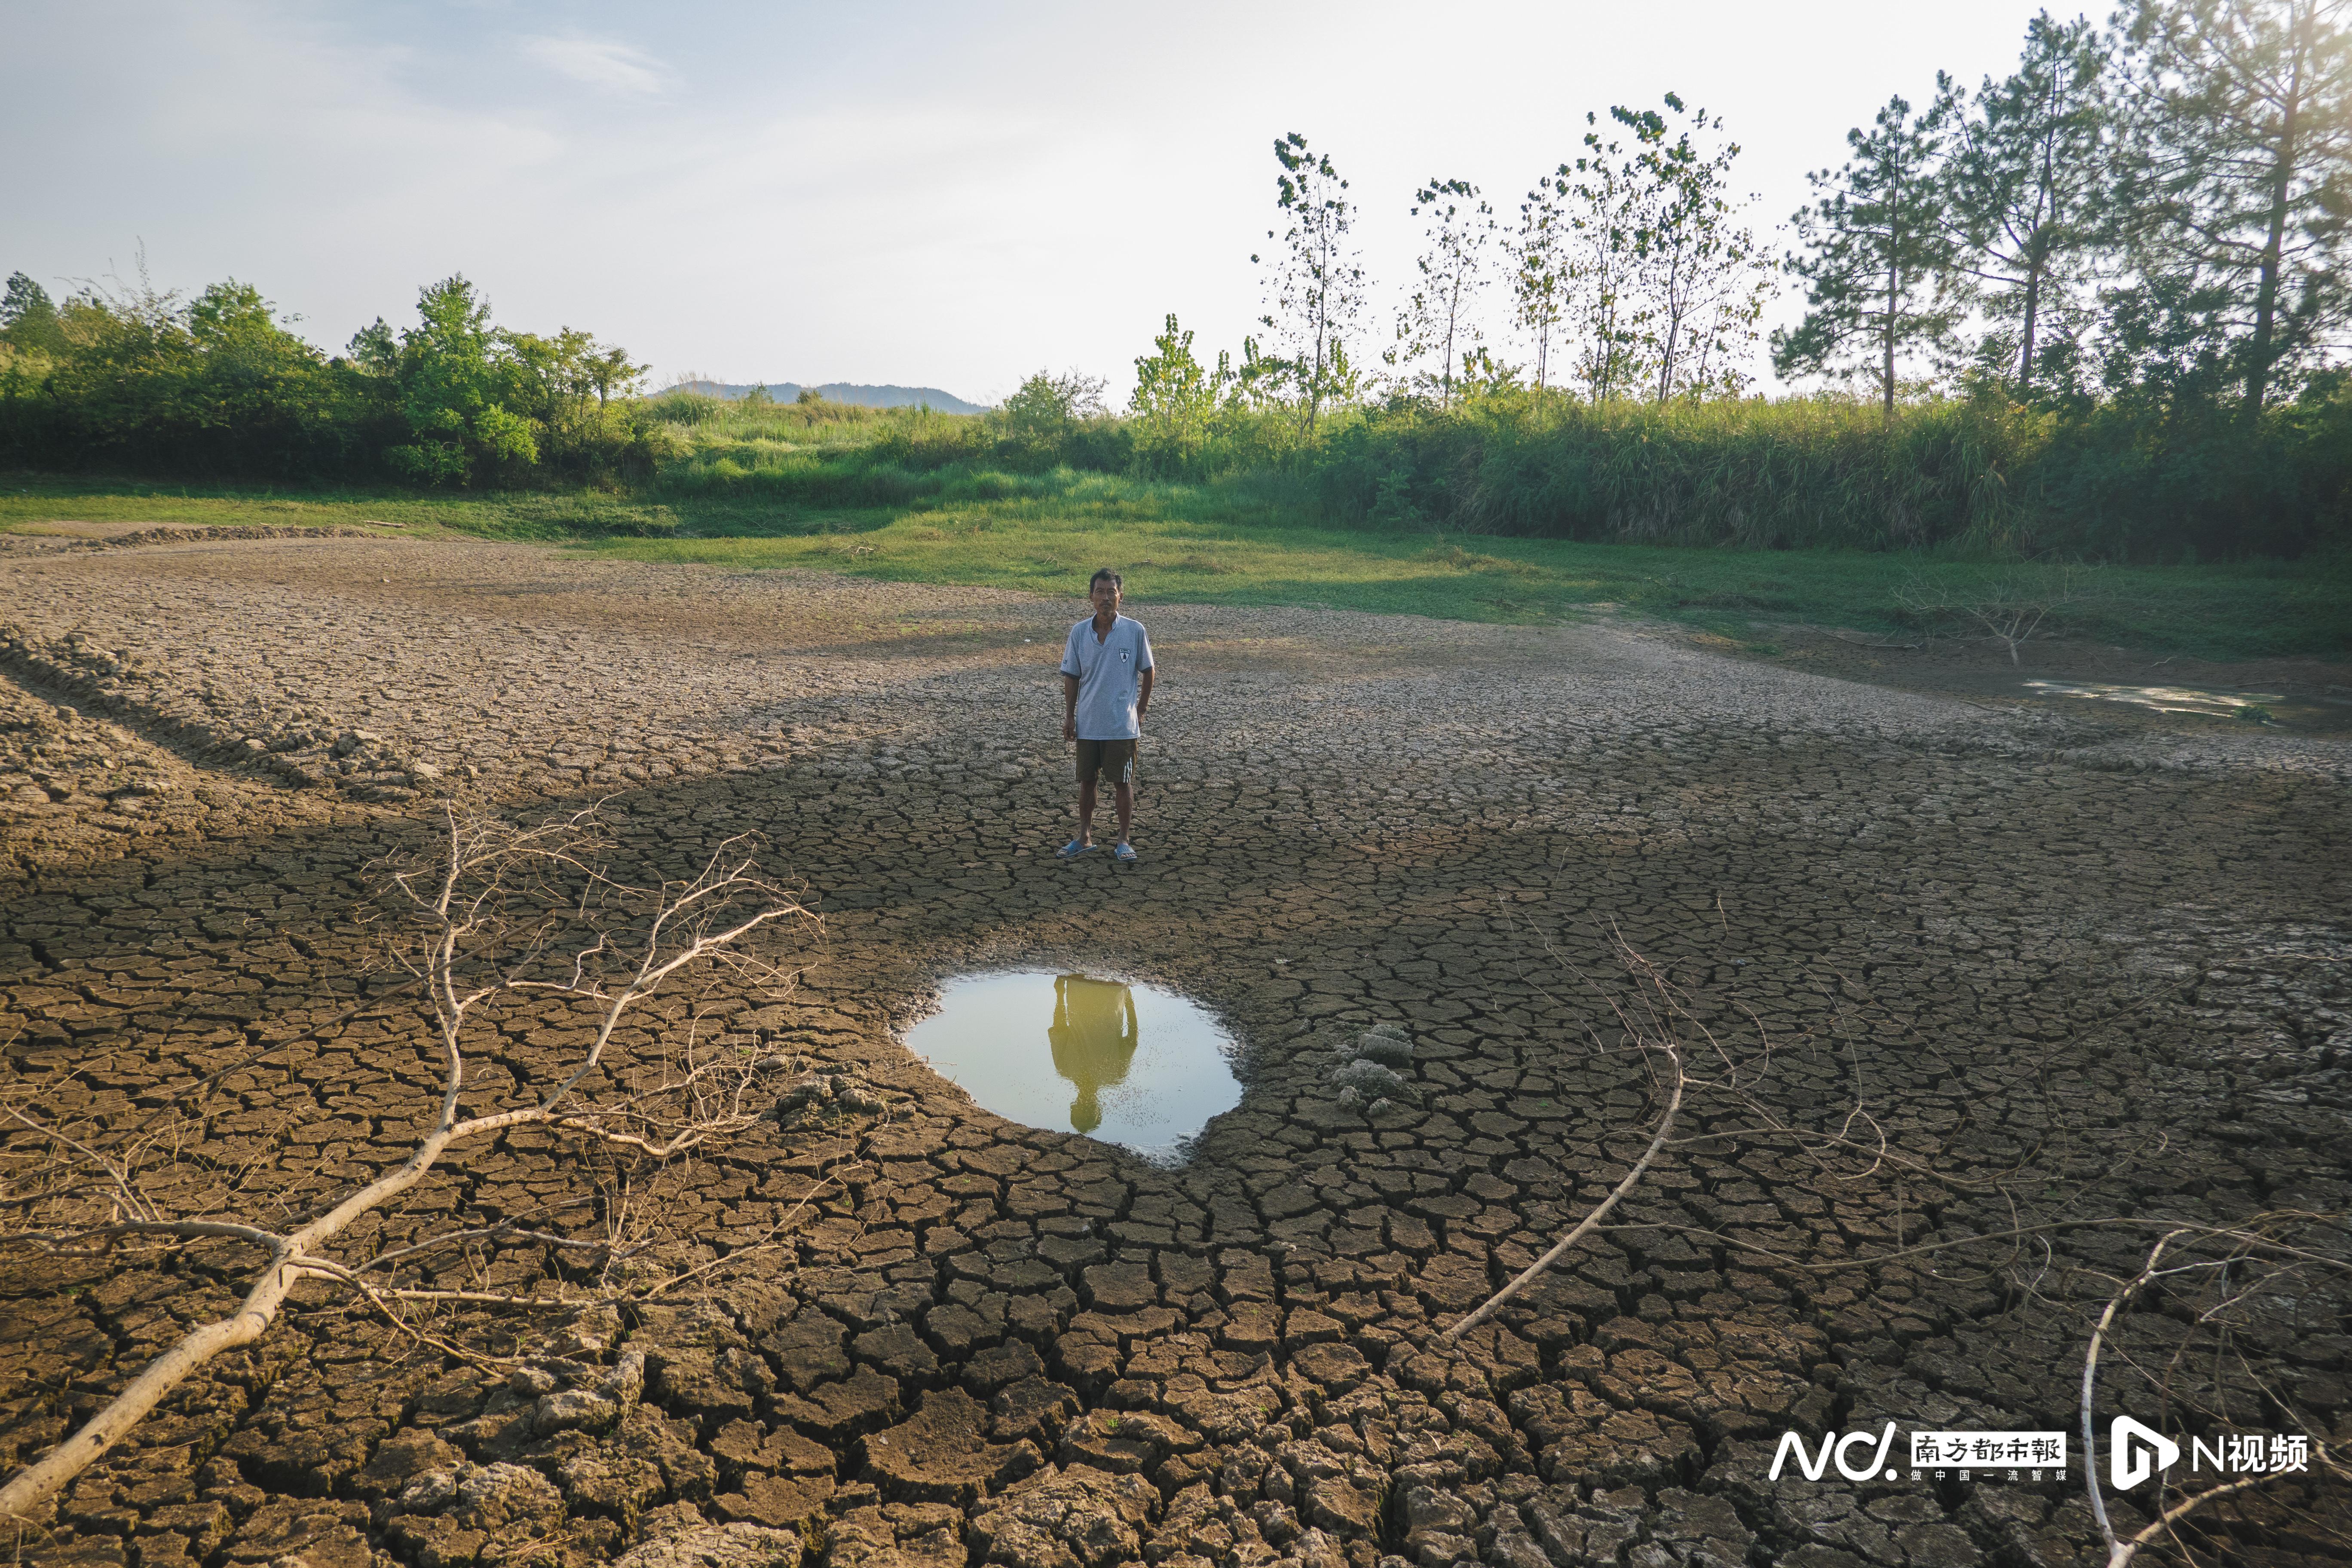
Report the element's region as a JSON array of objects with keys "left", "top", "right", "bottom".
[
  {"left": 906, "top": 971, "right": 1241, "bottom": 1162},
  {"left": 2025, "top": 680, "right": 2283, "bottom": 718},
  {"left": 1050, "top": 974, "right": 1138, "bottom": 1133}
]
